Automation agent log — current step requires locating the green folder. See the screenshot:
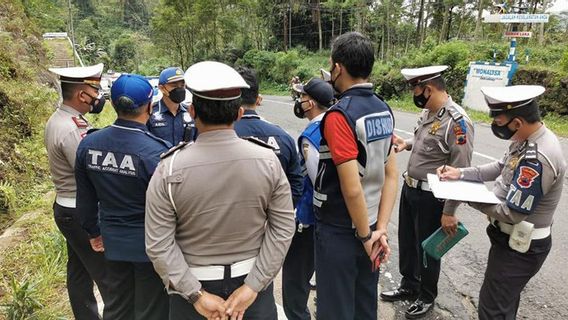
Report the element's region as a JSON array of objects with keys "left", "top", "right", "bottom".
[{"left": 421, "top": 222, "right": 469, "bottom": 267}]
